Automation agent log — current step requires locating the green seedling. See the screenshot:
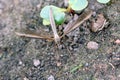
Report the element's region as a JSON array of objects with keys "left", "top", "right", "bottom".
[
  {"left": 40, "top": 5, "right": 66, "bottom": 25},
  {"left": 40, "top": 0, "right": 110, "bottom": 26},
  {"left": 40, "top": 0, "right": 89, "bottom": 25},
  {"left": 70, "top": 63, "right": 83, "bottom": 73},
  {"left": 97, "top": 0, "right": 110, "bottom": 4},
  {"left": 68, "top": 0, "right": 88, "bottom": 11}
]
